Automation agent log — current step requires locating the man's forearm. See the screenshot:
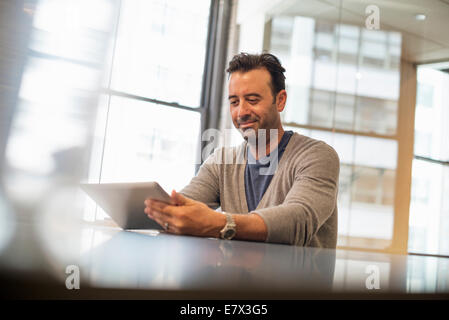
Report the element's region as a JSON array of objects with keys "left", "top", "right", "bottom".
[
  {"left": 203, "top": 211, "right": 268, "bottom": 241},
  {"left": 145, "top": 192, "right": 268, "bottom": 241},
  {"left": 232, "top": 213, "right": 267, "bottom": 242}
]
